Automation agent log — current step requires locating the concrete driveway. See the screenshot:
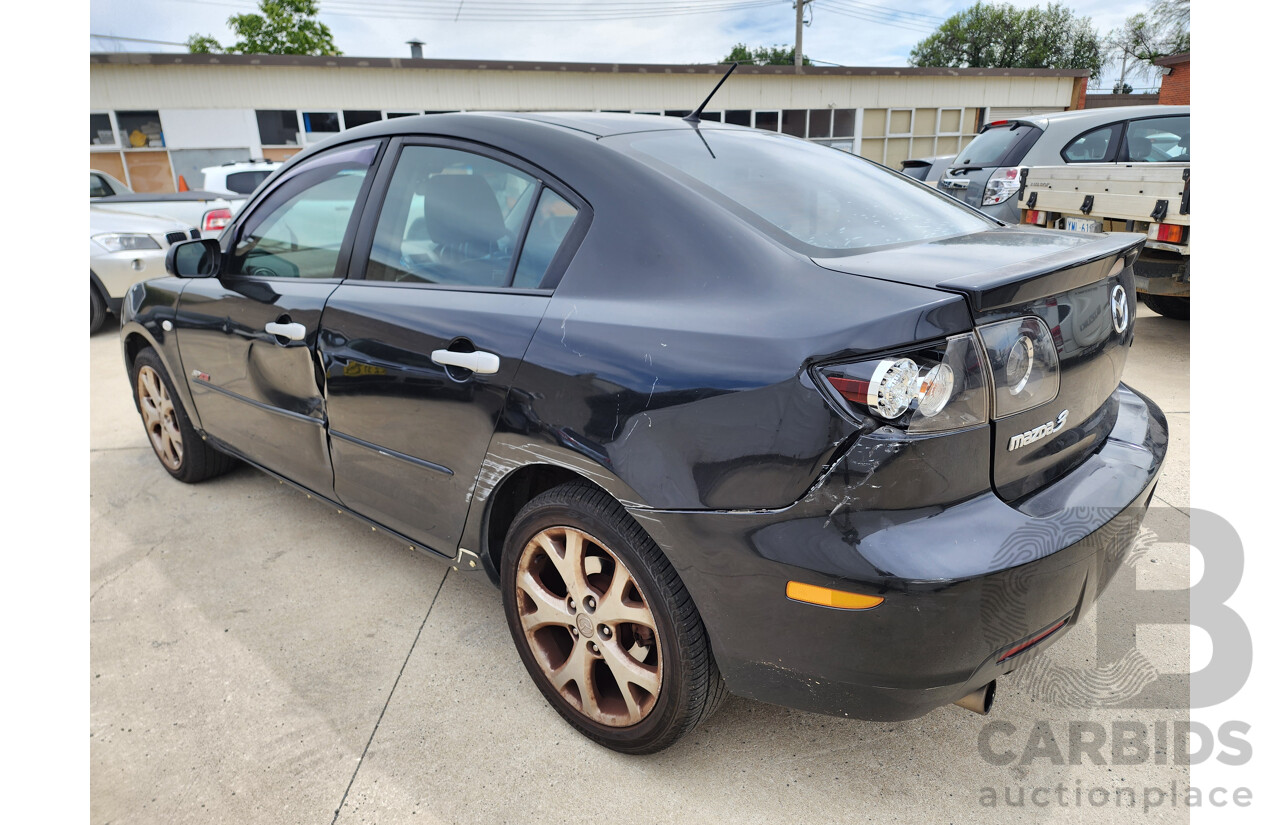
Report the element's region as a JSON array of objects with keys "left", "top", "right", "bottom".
[{"left": 91, "top": 307, "right": 1190, "bottom": 824}]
